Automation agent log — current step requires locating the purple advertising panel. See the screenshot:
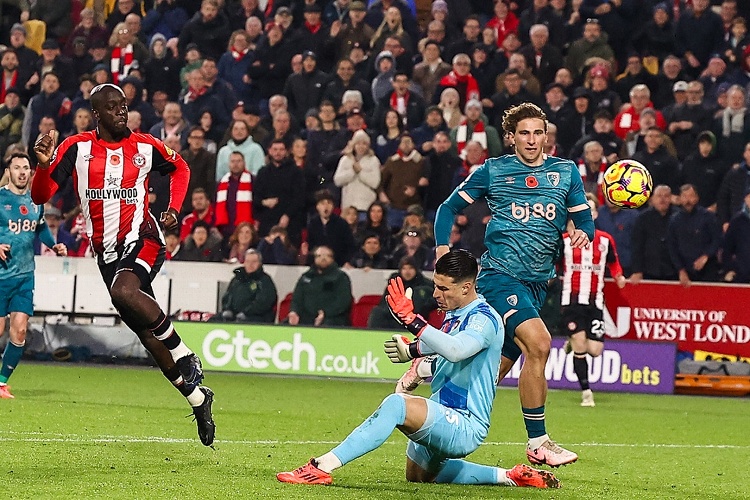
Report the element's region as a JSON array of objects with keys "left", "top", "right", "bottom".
[{"left": 499, "top": 338, "right": 676, "bottom": 394}]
